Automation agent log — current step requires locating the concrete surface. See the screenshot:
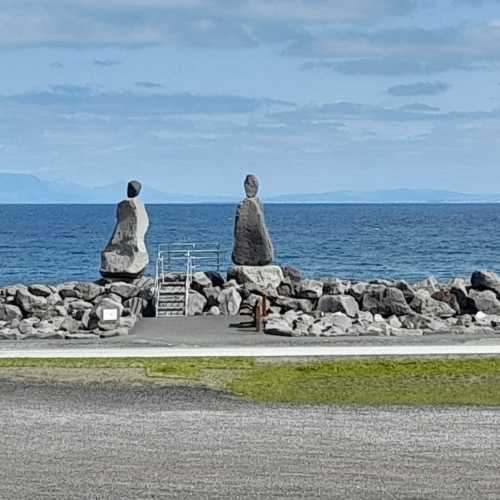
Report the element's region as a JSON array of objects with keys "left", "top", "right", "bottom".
[
  {"left": 2, "top": 344, "right": 500, "bottom": 359},
  {"left": 1, "top": 316, "right": 500, "bottom": 352},
  {"left": 1, "top": 379, "right": 499, "bottom": 499}
]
